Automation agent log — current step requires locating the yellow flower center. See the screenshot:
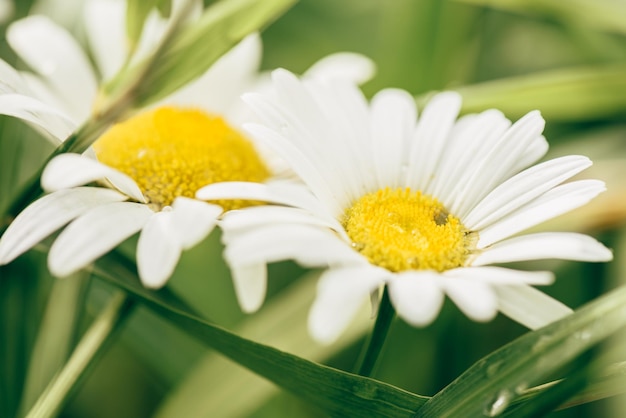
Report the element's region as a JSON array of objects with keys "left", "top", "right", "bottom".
[
  {"left": 93, "top": 107, "right": 270, "bottom": 210},
  {"left": 342, "top": 188, "right": 475, "bottom": 272}
]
